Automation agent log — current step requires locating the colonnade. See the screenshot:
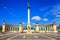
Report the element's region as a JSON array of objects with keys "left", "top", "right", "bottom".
[
  {"left": 2, "top": 22, "right": 23, "bottom": 32},
  {"left": 2, "top": 21, "right": 57, "bottom": 33},
  {"left": 35, "top": 21, "right": 57, "bottom": 32}
]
